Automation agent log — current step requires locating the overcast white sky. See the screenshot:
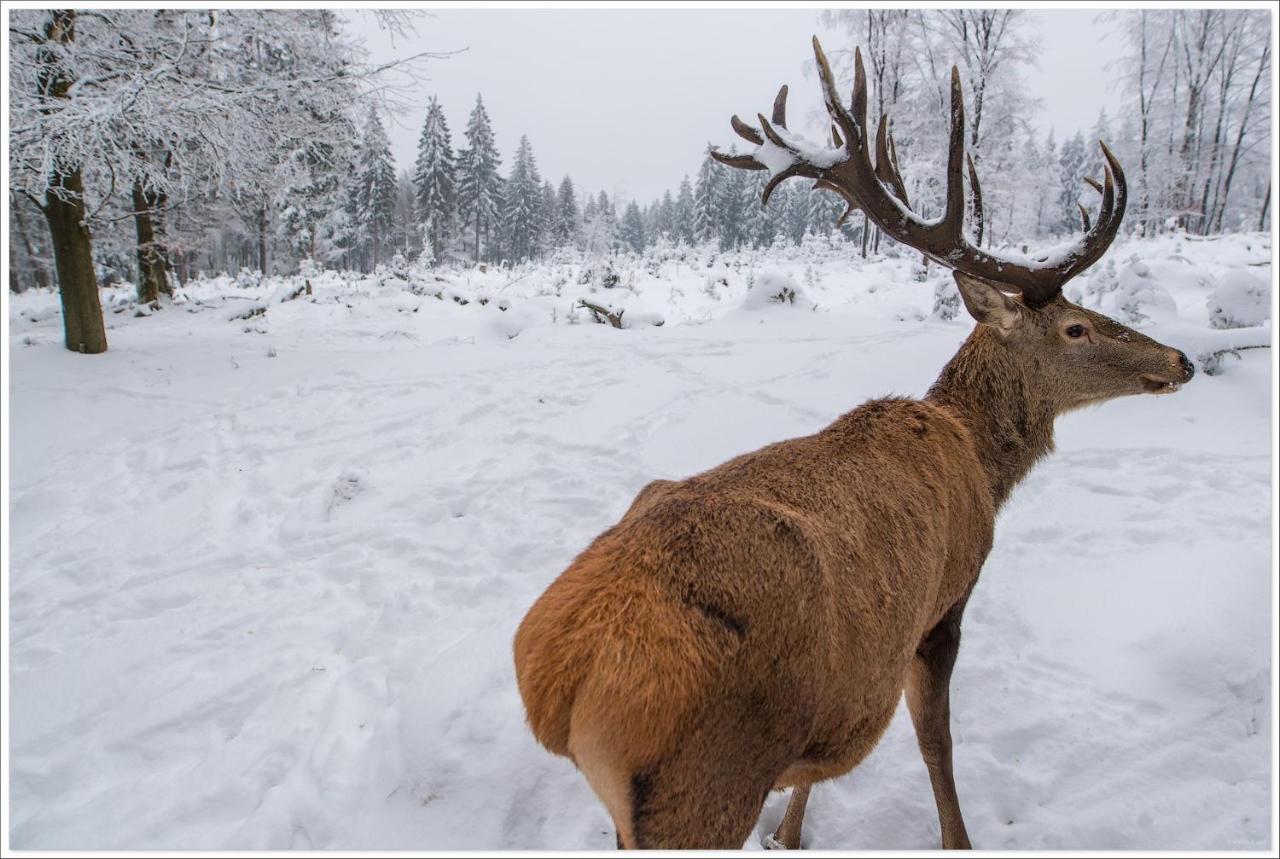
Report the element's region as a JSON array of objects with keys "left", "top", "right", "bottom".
[{"left": 343, "top": 8, "right": 1126, "bottom": 206}]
